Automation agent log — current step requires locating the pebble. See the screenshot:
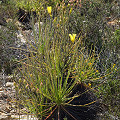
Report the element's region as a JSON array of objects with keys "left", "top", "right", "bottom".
[
  {"left": 0, "top": 72, "right": 38, "bottom": 120},
  {"left": 6, "top": 82, "right": 14, "bottom": 87},
  {"left": 0, "top": 115, "right": 10, "bottom": 120},
  {"left": 0, "top": 88, "right": 2, "bottom": 91},
  {"left": 0, "top": 113, "right": 11, "bottom": 120}
]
